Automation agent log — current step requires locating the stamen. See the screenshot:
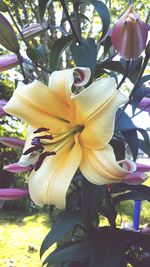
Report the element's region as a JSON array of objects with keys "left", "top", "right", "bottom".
[
  {"left": 38, "top": 135, "right": 53, "bottom": 140},
  {"left": 33, "top": 127, "right": 49, "bottom": 134},
  {"left": 35, "top": 151, "right": 56, "bottom": 171},
  {"left": 23, "top": 144, "right": 43, "bottom": 155}
]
